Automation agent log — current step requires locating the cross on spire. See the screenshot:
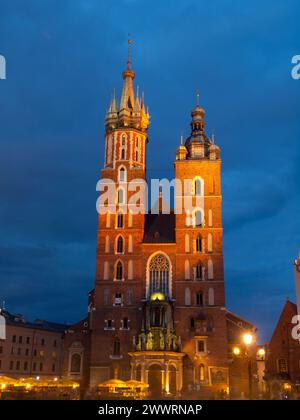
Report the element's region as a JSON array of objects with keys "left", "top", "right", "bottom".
[
  {"left": 127, "top": 34, "right": 133, "bottom": 69},
  {"left": 196, "top": 90, "right": 200, "bottom": 106}
]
